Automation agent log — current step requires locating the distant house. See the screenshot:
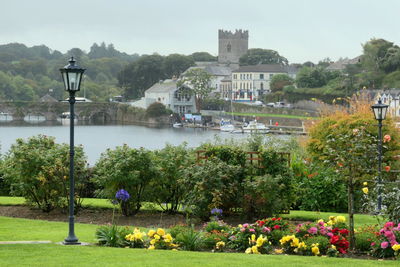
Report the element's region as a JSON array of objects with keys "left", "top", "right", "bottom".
[
  {"left": 326, "top": 56, "right": 361, "bottom": 71},
  {"left": 231, "top": 64, "right": 287, "bottom": 101},
  {"left": 130, "top": 79, "right": 196, "bottom": 115},
  {"left": 372, "top": 89, "right": 400, "bottom": 117}
]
